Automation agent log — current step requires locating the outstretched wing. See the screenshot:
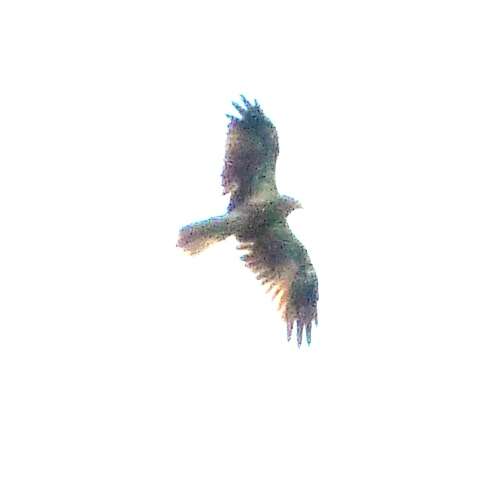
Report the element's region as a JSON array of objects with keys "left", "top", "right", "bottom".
[
  {"left": 238, "top": 221, "right": 318, "bottom": 346},
  {"left": 222, "top": 96, "right": 279, "bottom": 211}
]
